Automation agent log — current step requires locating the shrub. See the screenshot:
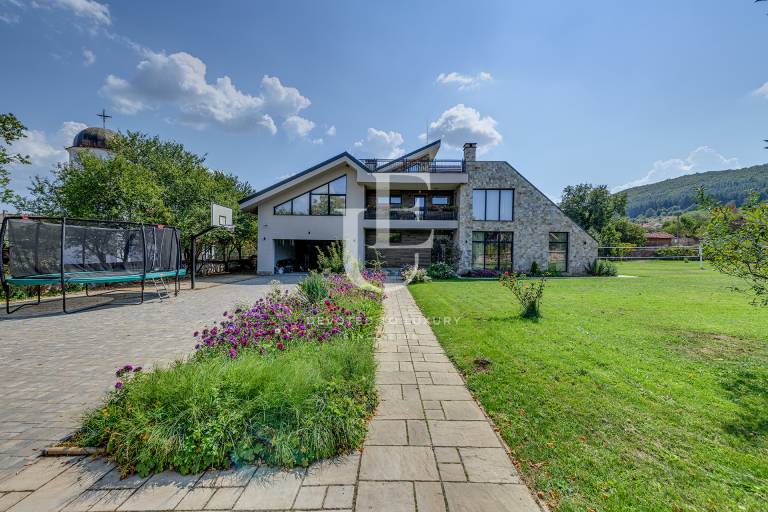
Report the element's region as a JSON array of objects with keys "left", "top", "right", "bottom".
[
  {"left": 467, "top": 268, "right": 500, "bottom": 278},
  {"left": 317, "top": 241, "right": 345, "bottom": 273},
  {"left": 76, "top": 279, "right": 383, "bottom": 476},
  {"left": 530, "top": 261, "right": 541, "bottom": 276},
  {"left": 657, "top": 246, "right": 699, "bottom": 258},
  {"left": 297, "top": 272, "right": 329, "bottom": 304},
  {"left": 401, "top": 265, "right": 431, "bottom": 283},
  {"left": 585, "top": 259, "right": 618, "bottom": 277},
  {"left": 499, "top": 272, "right": 546, "bottom": 318},
  {"left": 266, "top": 279, "right": 291, "bottom": 303},
  {"left": 426, "top": 262, "right": 457, "bottom": 280}
]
